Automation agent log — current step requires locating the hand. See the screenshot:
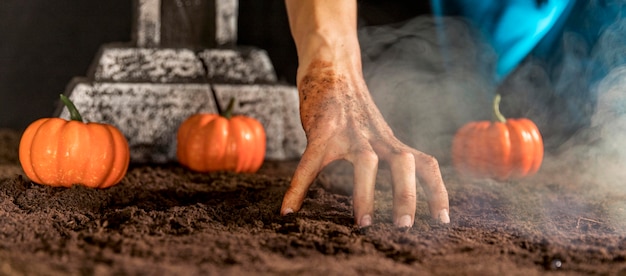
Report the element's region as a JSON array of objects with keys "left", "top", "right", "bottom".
[{"left": 280, "top": 59, "right": 450, "bottom": 228}]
